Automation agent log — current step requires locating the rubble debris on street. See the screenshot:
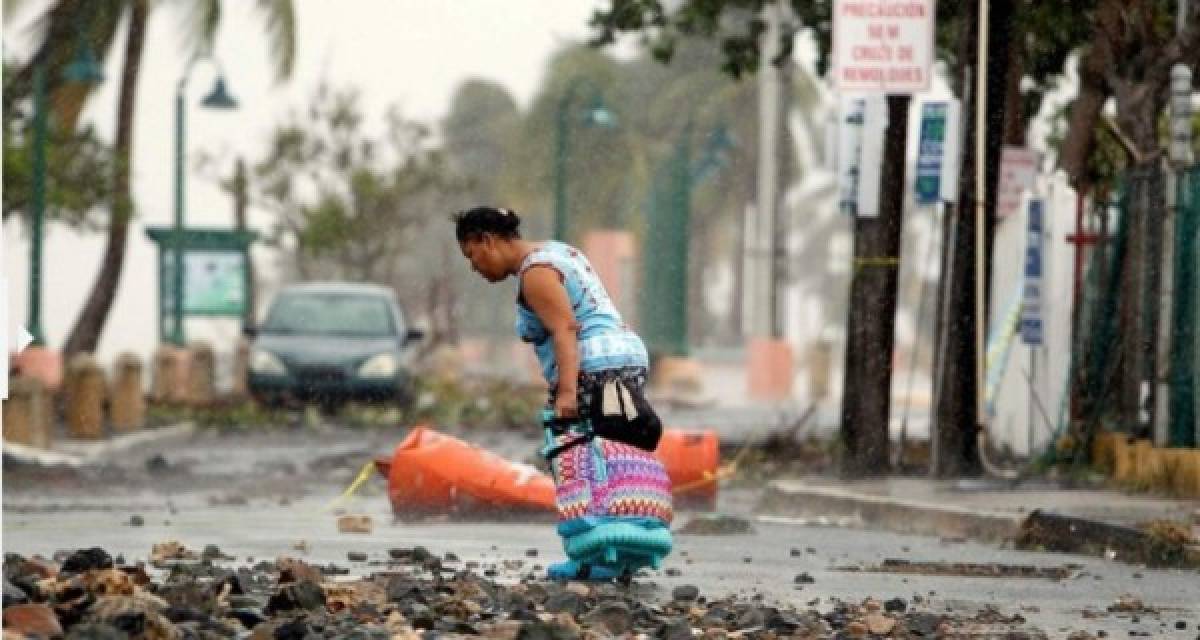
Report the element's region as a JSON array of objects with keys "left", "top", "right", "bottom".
[
  {"left": 1, "top": 543, "right": 1055, "bottom": 639},
  {"left": 676, "top": 514, "right": 755, "bottom": 535},
  {"left": 841, "top": 558, "right": 1080, "bottom": 580},
  {"left": 336, "top": 515, "right": 374, "bottom": 534},
  {"left": 1015, "top": 510, "right": 1200, "bottom": 568}
]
